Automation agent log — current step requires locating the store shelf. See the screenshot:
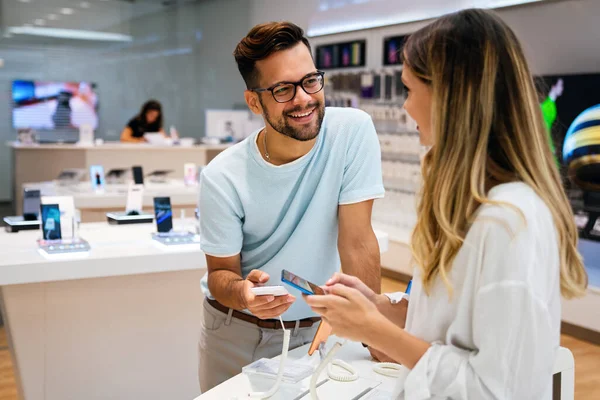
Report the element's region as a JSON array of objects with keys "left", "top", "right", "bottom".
[
  {"left": 372, "top": 221, "right": 412, "bottom": 245},
  {"left": 381, "top": 152, "right": 421, "bottom": 164}
]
